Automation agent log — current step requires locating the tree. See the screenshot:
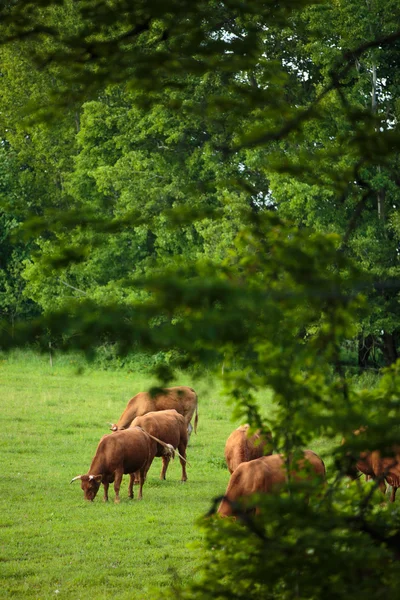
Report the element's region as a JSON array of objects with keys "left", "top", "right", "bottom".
[
  {"left": 0, "top": 145, "right": 39, "bottom": 326},
  {"left": 0, "top": 15, "right": 81, "bottom": 325},
  {"left": 245, "top": 0, "right": 400, "bottom": 367},
  {"left": 20, "top": 71, "right": 269, "bottom": 312}
]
